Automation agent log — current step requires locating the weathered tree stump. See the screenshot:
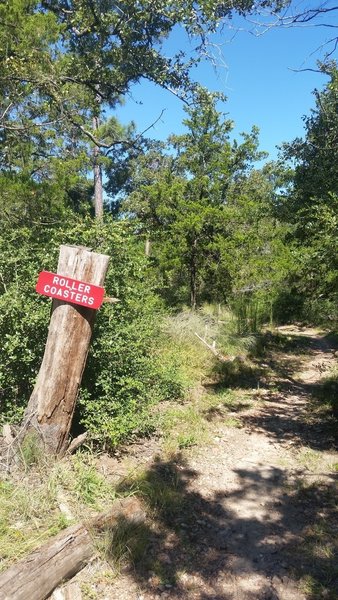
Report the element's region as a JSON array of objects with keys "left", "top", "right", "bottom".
[{"left": 21, "top": 245, "right": 110, "bottom": 455}]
